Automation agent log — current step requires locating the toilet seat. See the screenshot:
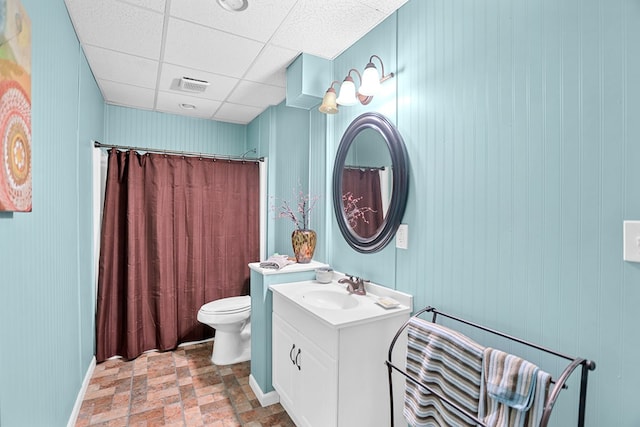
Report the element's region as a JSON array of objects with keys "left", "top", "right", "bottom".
[{"left": 199, "top": 296, "right": 250, "bottom": 315}]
